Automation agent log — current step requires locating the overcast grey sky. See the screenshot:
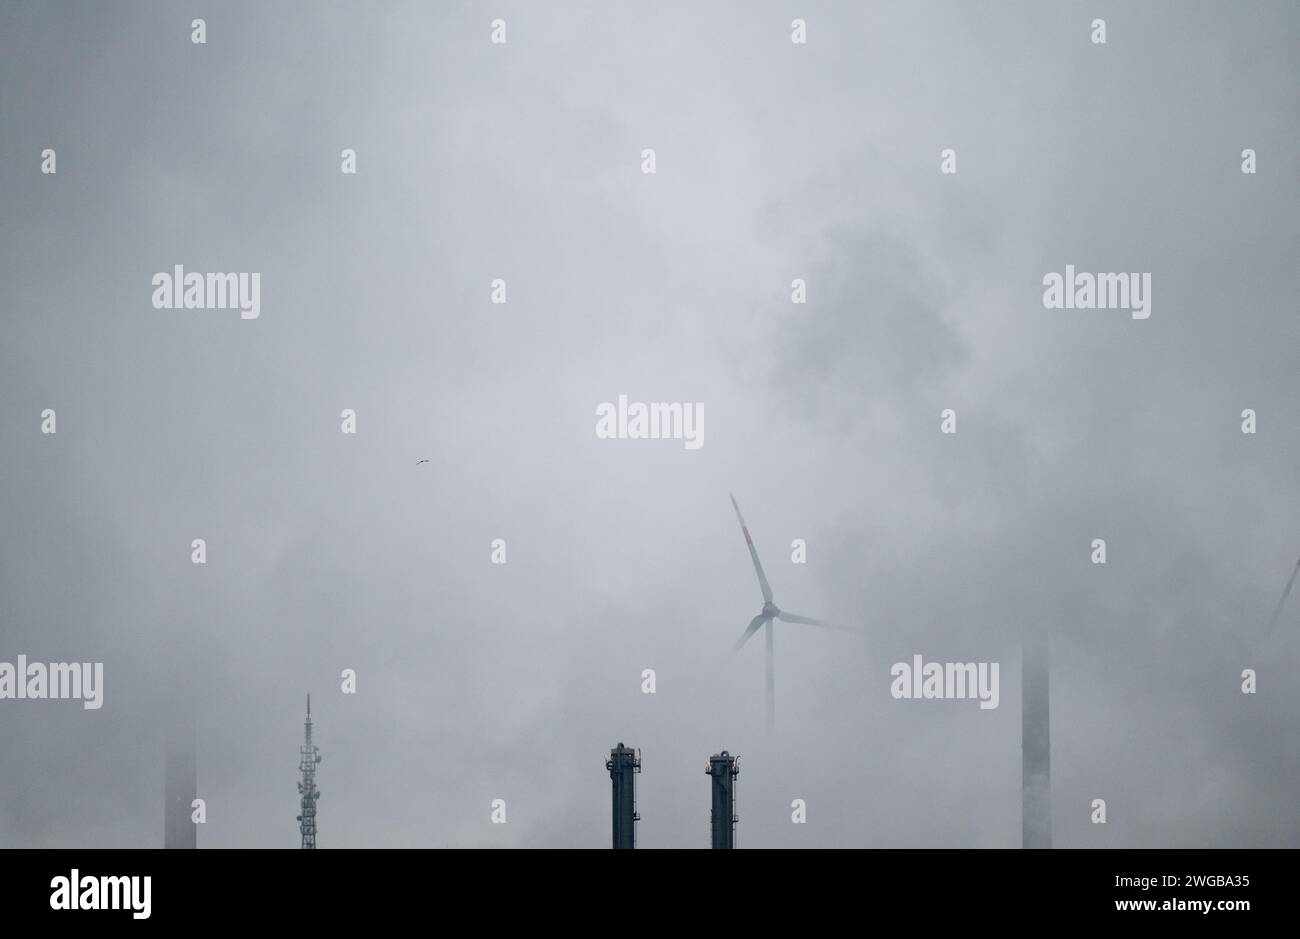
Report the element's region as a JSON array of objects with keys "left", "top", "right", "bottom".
[{"left": 1, "top": 0, "right": 1298, "bottom": 848}]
